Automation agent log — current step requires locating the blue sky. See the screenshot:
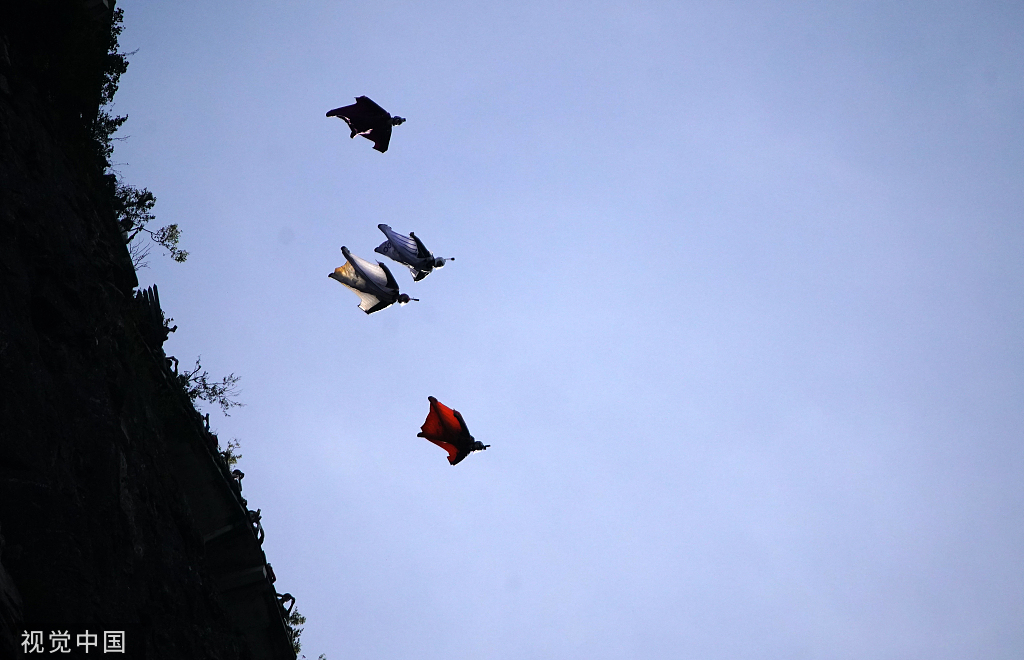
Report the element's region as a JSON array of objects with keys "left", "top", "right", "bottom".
[{"left": 114, "top": 2, "right": 1023, "bottom": 658}]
